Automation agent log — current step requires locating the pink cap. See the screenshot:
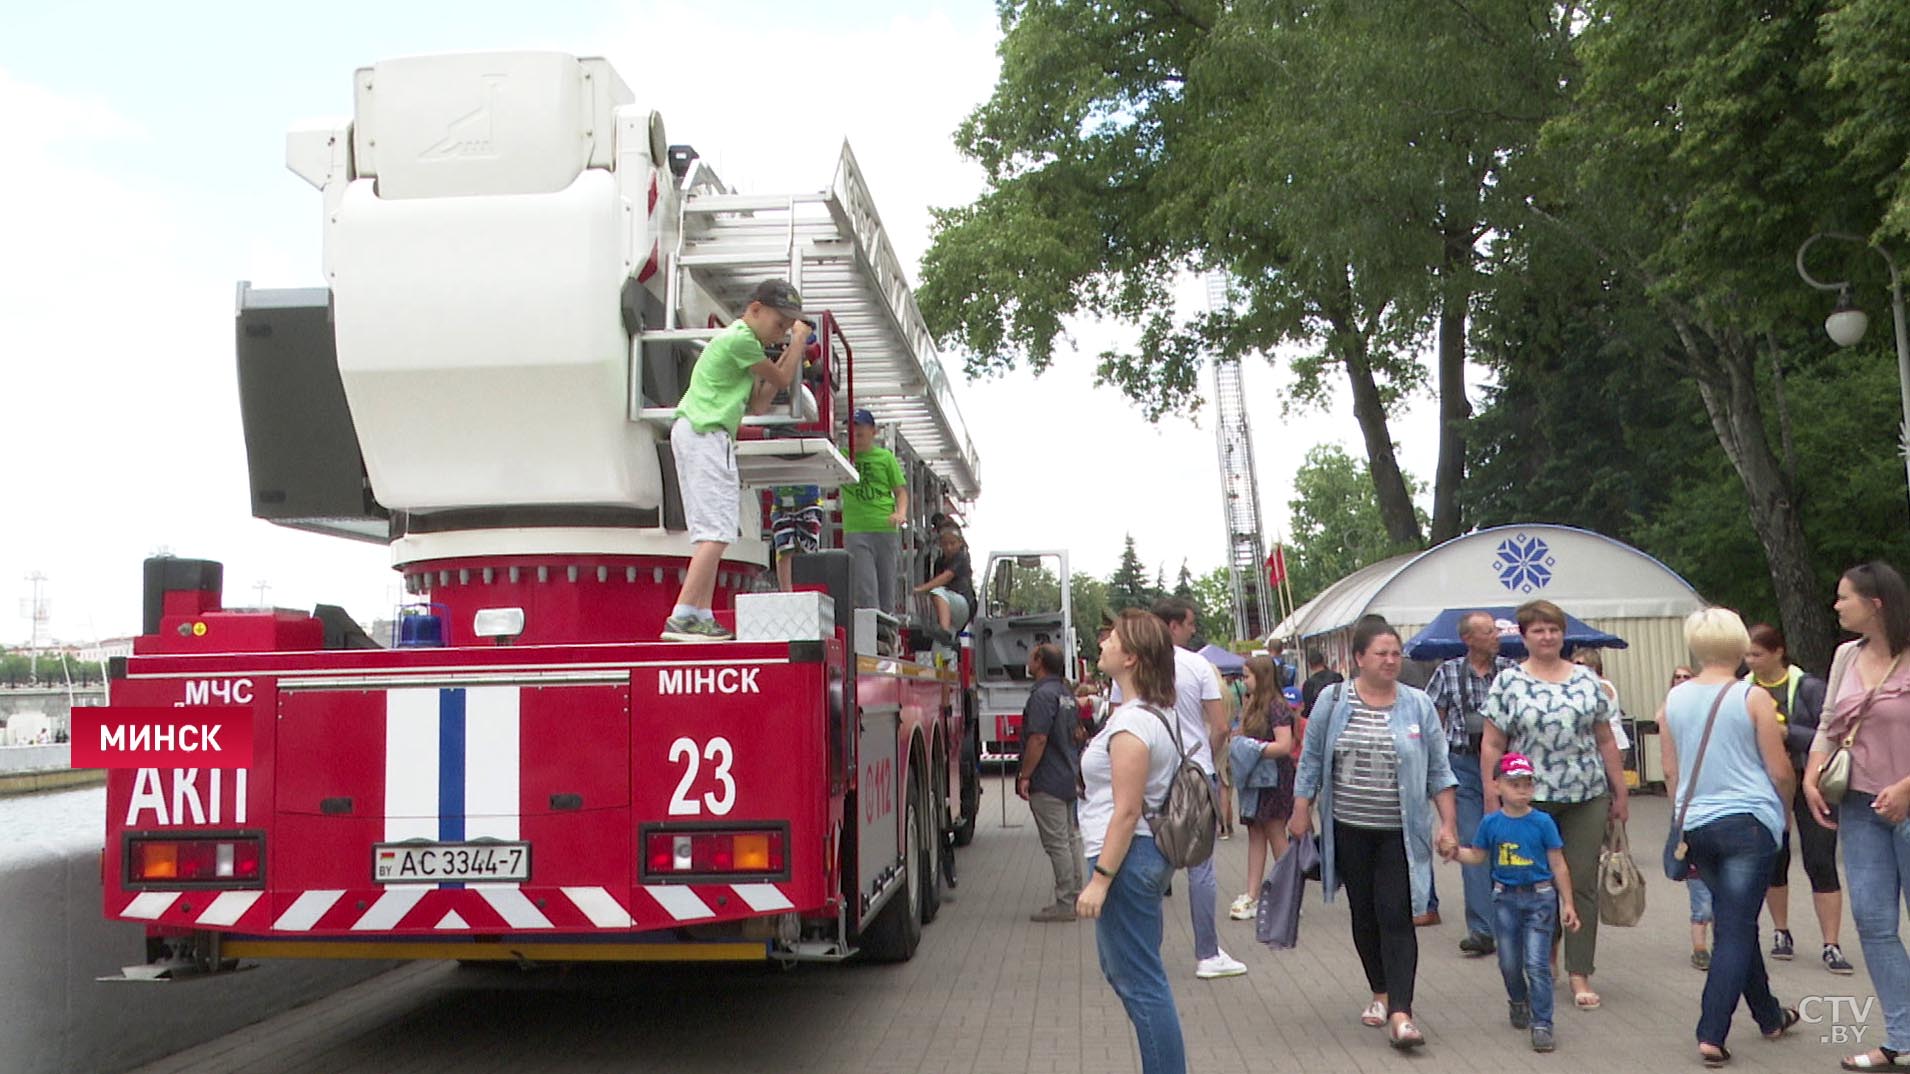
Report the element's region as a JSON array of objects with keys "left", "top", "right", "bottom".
[{"left": 1498, "top": 752, "right": 1536, "bottom": 779}]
